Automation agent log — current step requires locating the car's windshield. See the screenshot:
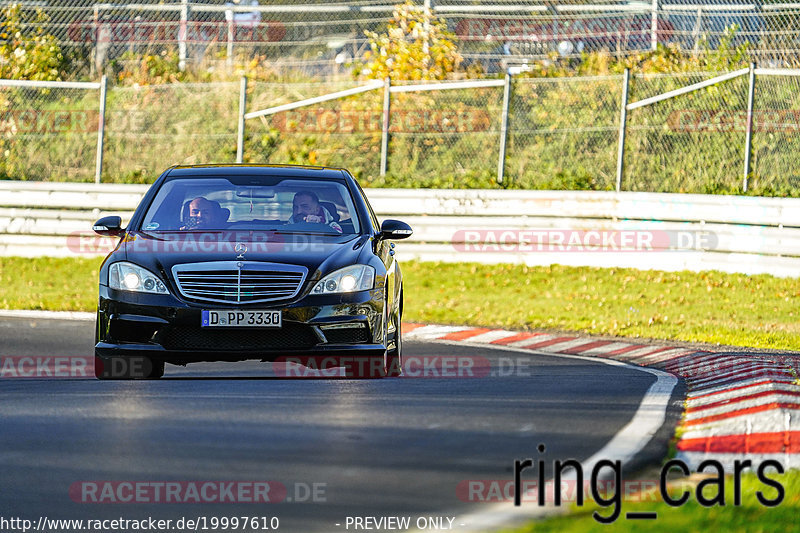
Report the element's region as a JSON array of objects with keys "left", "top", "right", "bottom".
[{"left": 140, "top": 176, "right": 361, "bottom": 235}]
